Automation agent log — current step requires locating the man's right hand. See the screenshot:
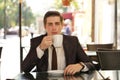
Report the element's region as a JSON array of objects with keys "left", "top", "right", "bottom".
[{"left": 39, "top": 36, "right": 53, "bottom": 51}]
